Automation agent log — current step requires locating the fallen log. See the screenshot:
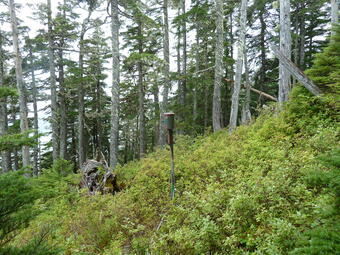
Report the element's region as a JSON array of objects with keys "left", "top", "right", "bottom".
[
  {"left": 80, "top": 160, "right": 119, "bottom": 195},
  {"left": 250, "top": 87, "right": 278, "bottom": 102},
  {"left": 269, "top": 43, "right": 322, "bottom": 96}
]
